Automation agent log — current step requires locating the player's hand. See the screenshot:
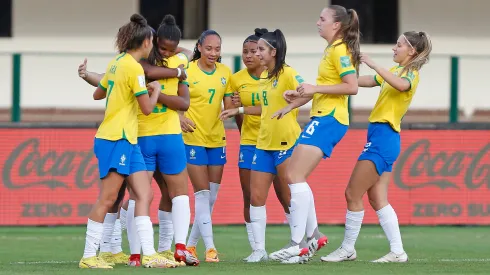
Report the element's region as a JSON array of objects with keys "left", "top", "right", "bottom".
[
  {"left": 297, "top": 83, "right": 317, "bottom": 97},
  {"left": 219, "top": 108, "right": 239, "bottom": 121},
  {"left": 231, "top": 91, "right": 241, "bottom": 107},
  {"left": 283, "top": 90, "right": 300, "bottom": 103},
  {"left": 179, "top": 114, "right": 196, "bottom": 133},
  {"left": 78, "top": 58, "right": 88, "bottom": 79},
  {"left": 177, "top": 64, "right": 187, "bottom": 81},
  {"left": 147, "top": 81, "right": 161, "bottom": 95},
  {"left": 360, "top": 53, "right": 377, "bottom": 69},
  {"left": 271, "top": 105, "right": 292, "bottom": 120}
]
